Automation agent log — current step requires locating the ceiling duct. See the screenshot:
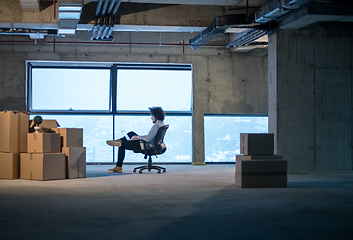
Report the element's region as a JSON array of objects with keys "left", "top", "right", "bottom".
[
  {"left": 58, "top": 0, "right": 84, "bottom": 35},
  {"left": 189, "top": 14, "right": 257, "bottom": 50},
  {"left": 226, "top": 29, "right": 268, "bottom": 48},
  {"left": 255, "top": 0, "right": 312, "bottom": 23}
]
